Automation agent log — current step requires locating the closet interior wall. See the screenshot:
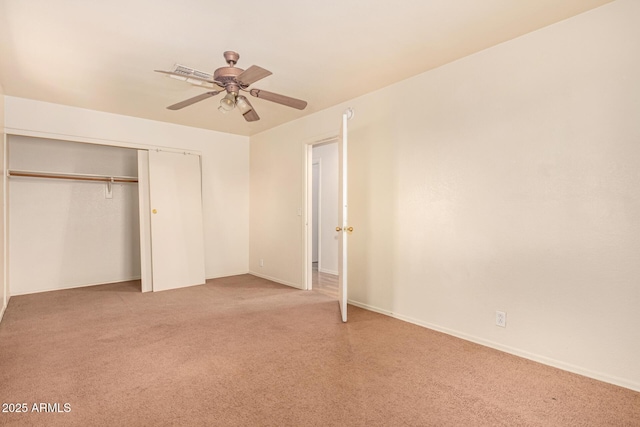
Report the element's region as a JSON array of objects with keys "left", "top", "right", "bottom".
[{"left": 8, "top": 136, "right": 141, "bottom": 295}]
